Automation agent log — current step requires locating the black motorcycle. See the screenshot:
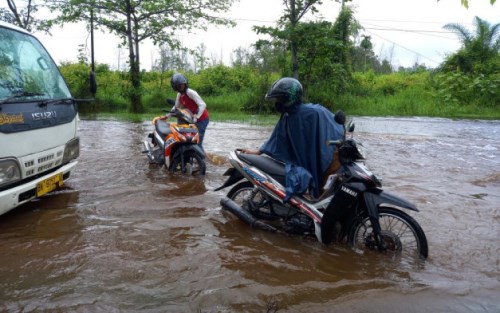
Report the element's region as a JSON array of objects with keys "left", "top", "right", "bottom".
[{"left": 216, "top": 112, "right": 428, "bottom": 259}]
